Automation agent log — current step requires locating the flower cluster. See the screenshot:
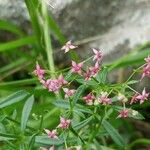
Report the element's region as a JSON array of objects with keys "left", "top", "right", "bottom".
[
  {"left": 130, "top": 88, "right": 149, "bottom": 104},
  {"left": 41, "top": 117, "right": 71, "bottom": 150},
  {"left": 141, "top": 56, "right": 150, "bottom": 79},
  {"left": 35, "top": 40, "right": 149, "bottom": 149}
]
